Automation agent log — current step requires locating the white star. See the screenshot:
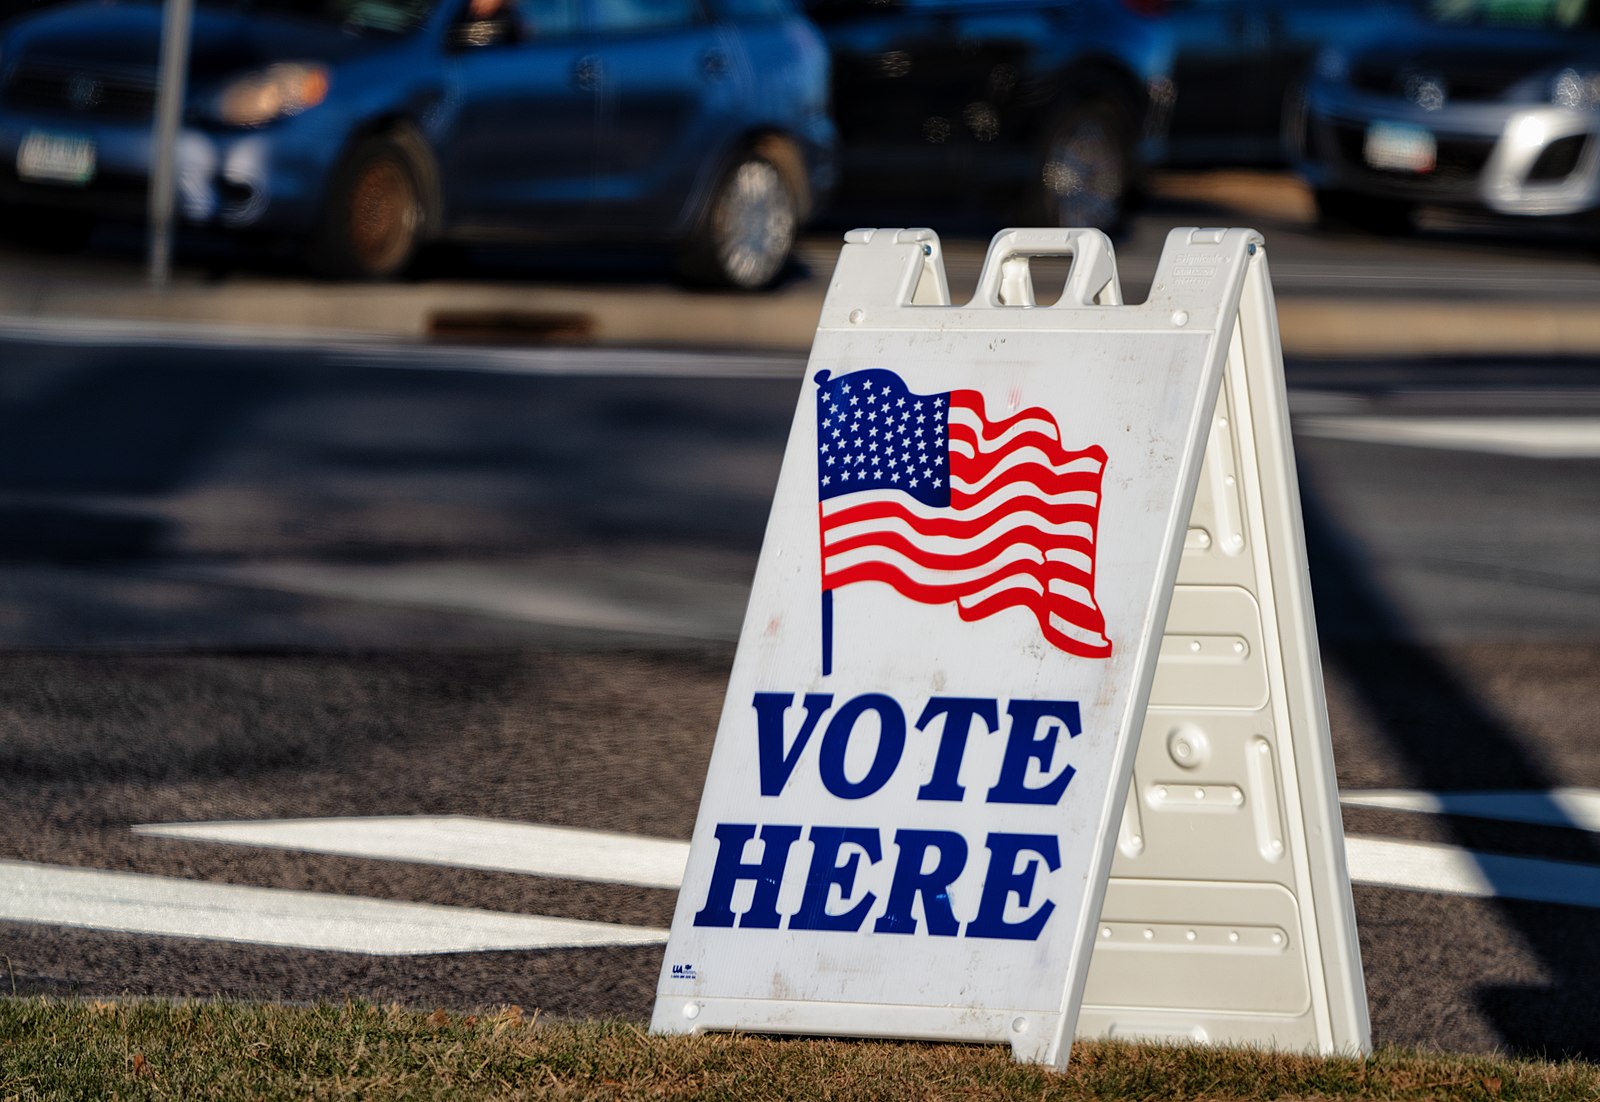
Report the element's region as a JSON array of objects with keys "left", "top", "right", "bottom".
[
  {"left": 842, "top": 382, "right": 852, "bottom": 394},
  {"left": 914, "top": 399, "right": 923, "bottom": 410},
  {"left": 896, "top": 397, "right": 905, "bottom": 408},
  {"left": 826, "top": 455, "right": 835, "bottom": 466},
  {"left": 909, "top": 478, "right": 919, "bottom": 488},
  {"left": 849, "top": 395, "right": 859, "bottom": 406},
  {"left": 841, "top": 470, "right": 851, "bottom": 481},
  {"left": 934, "top": 397, "right": 944, "bottom": 408},
  {"left": 933, "top": 477, "right": 943, "bottom": 487},
  {"left": 821, "top": 475, "right": 831, "bottom": 486}
]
